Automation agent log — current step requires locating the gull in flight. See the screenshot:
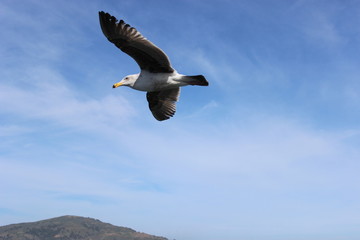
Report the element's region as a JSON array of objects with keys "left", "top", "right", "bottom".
[{"left": 99, "top": 11, "right": 209, "bottom": 121}]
